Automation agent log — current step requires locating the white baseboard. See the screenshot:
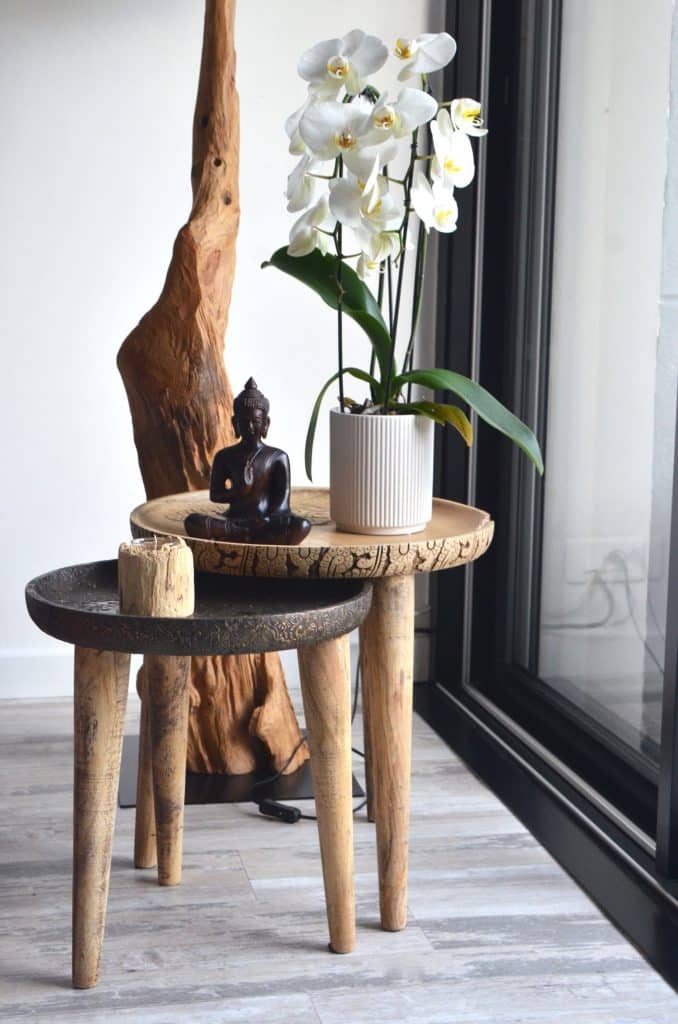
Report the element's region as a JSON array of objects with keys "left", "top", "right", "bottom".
[
  {"left": 0, "top": 650, "right": 146, "bottom": 701},
  {"left": 0, "top": 649, "right": 75, "bottom": 700},
  {"left": 278, "top": 649, "right": 301, "bottom": 697}
]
